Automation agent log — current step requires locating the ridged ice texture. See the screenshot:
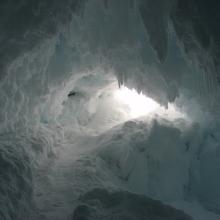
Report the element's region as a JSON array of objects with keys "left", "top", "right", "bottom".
[
  {"left": 95, "top": 118, "right": 220, "bottom": 212},
  {"left": 1, "top": 0, "right": 220, "bottom": 133},
  {"left": 0, "top": 0, "right": 220, "bottom": 219}
]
